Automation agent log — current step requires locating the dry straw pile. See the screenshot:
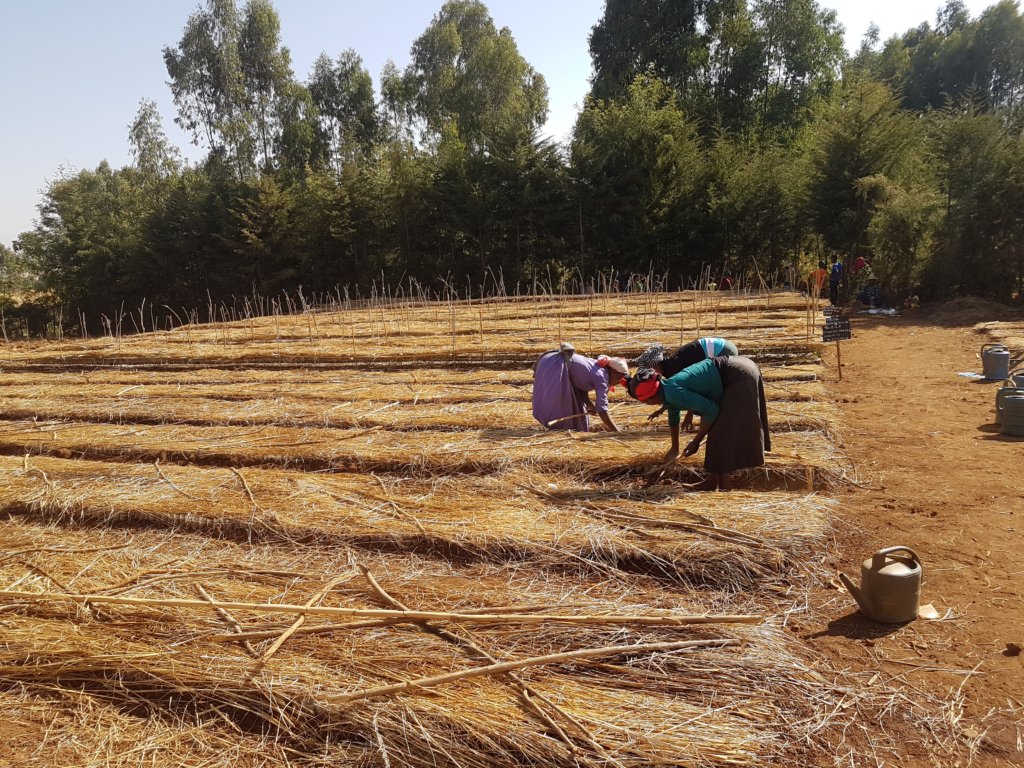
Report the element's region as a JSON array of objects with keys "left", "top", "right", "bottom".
[{"left": 0, "top": 290, "right": 972, "bottom": 765}]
